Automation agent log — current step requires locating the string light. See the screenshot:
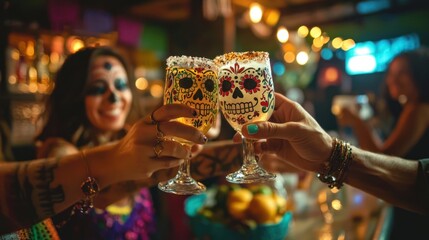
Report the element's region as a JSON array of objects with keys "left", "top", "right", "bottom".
[
  {"left": 277, "top": 26, "right": 289, "bottom": 43},
  {"left": 249, "top": 3, "right": 263, "bottom": 23}
]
